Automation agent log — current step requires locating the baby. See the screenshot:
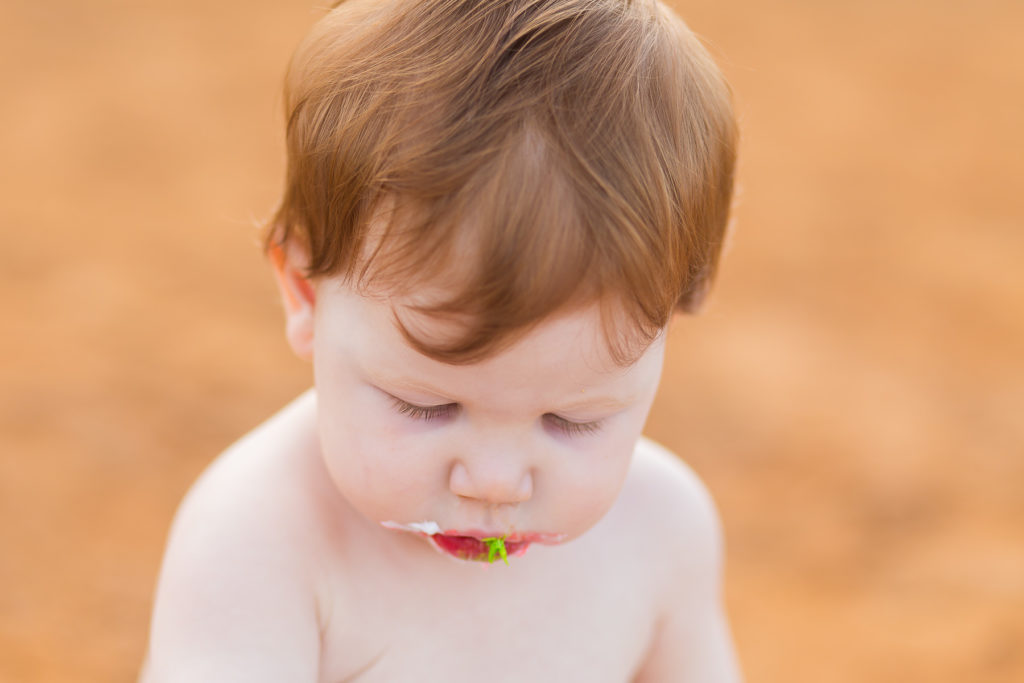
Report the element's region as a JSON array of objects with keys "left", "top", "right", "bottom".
[{"left": 143, "top": 0, "right": 740, "bottom": 680}]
